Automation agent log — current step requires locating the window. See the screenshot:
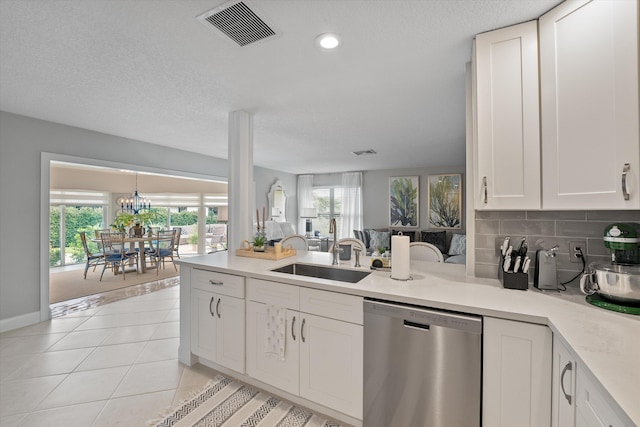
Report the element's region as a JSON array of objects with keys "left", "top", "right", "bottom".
[
  {"left": 312, "top": 187, "right": 343, "bottom": 236},
  {"left": 49, "top": 189, "right": 108, "bottom": 267}
]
